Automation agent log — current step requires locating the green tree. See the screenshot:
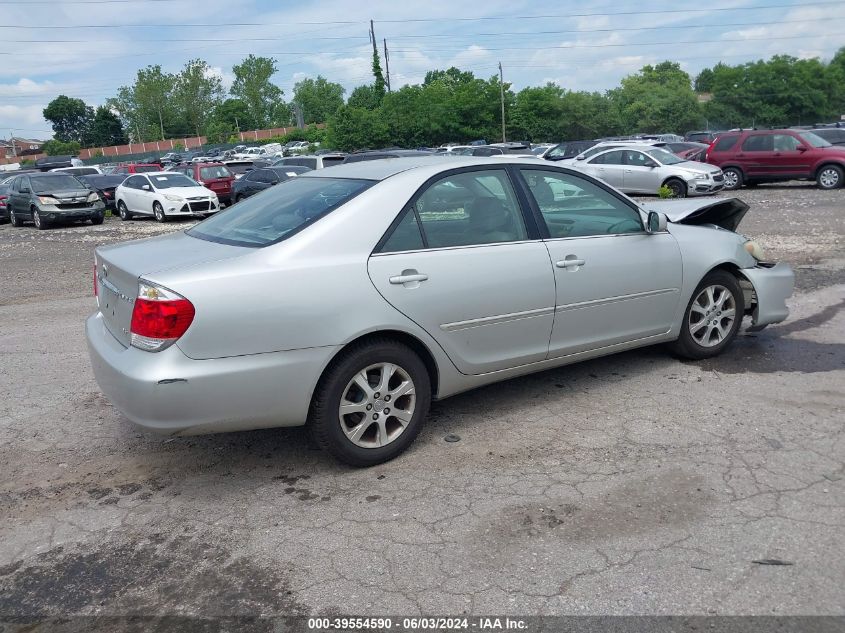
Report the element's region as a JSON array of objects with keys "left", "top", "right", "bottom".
[
  {"left": 231, "top": 55, "right": 284, "bottom": 129},
  {"left": 108, "top": 65, "right": 177, "bottom": 142},
  {"left": 174, "top": 58, "right": 224, "bottom": 137},
  {"left": 42, "top": 139, "right": 82, "bottom": 156},
  {"left": 292, "top": 76, "right": 345, "bottom": 124},
  {"left": 371, "top": 48, "right": 386, "bottom": 102},
  {"left": 327, "top": 106, "right": 389, "bottom": 151},
  {"left": 86, "top": 106, "right": 127, "bottom": 147},
  {"left": 610, "top": 61, "right": 702, "bottom": 133},
  {"left": 347, "top": 84, "right": 382, "bottom": 110},
  {"left": 42, "top": 95, "right": 93, "bottom": 144}
]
